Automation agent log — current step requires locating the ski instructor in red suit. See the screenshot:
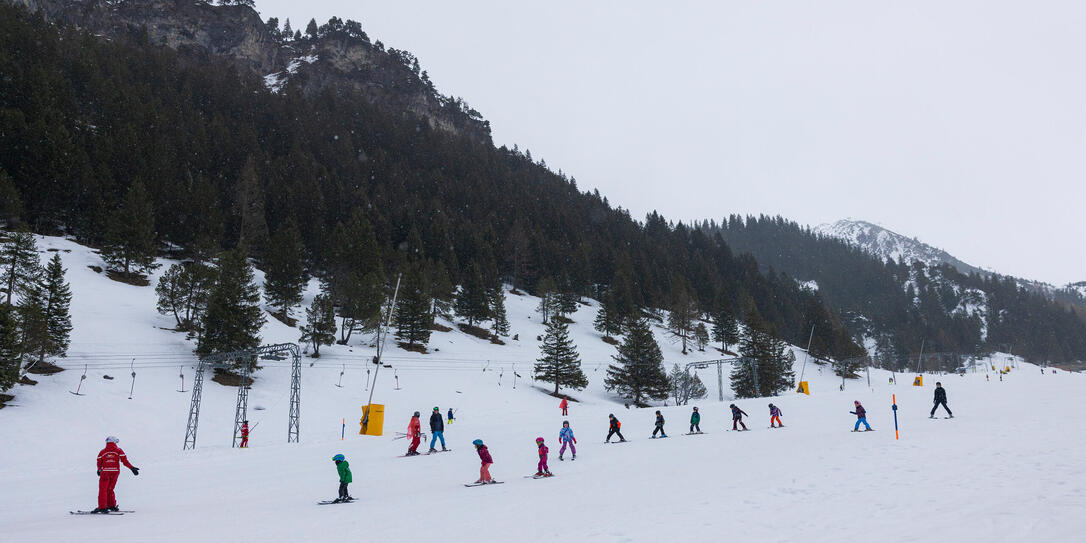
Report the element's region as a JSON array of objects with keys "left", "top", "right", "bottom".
[
  {"left": 94, "top": 436, "right": 139, "bottom": 513},
  {"left": 559, "top": 396, "right": 569, "bottom": 416}
]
